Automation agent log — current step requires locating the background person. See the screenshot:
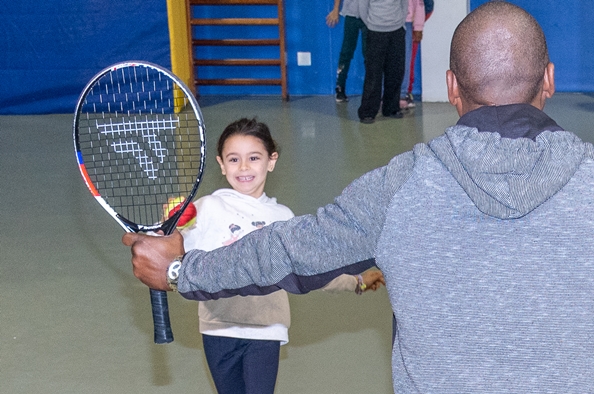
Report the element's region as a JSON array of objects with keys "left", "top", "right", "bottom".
[
  {"left": 356, "top": 0, "right": 408, "bottom": 124},
  {"left": 326, "top": 0, "right": 368, "bottom": 103}
]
